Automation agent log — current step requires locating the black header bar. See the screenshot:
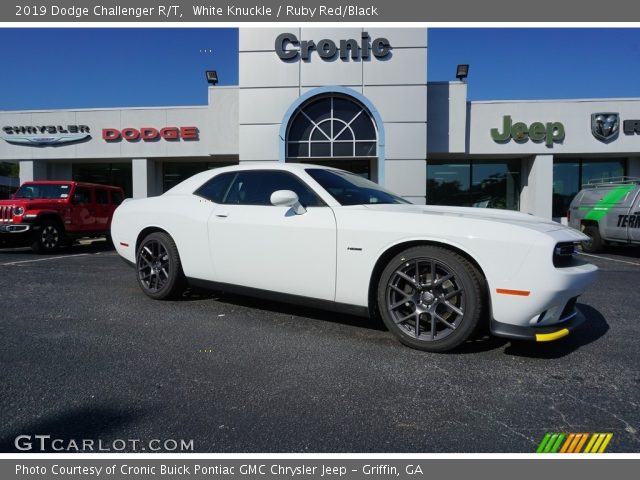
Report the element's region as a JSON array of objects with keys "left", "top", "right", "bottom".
[{"left": 4, "top": 0, "right": 640, "bottom": 22}]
